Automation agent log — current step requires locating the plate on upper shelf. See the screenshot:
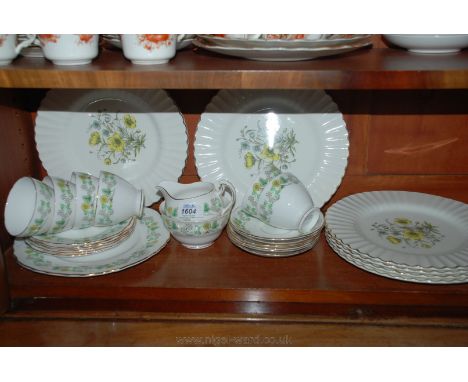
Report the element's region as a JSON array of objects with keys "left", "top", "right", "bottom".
[
  {"left": 193, "top": 34, "right": 372, "bottom": 61},
  {"left": 194, "top": 90, "right": 349, "bottom": 208},
  {"left": 35, "top": 89, "right": 188, "bottom": 205}
]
